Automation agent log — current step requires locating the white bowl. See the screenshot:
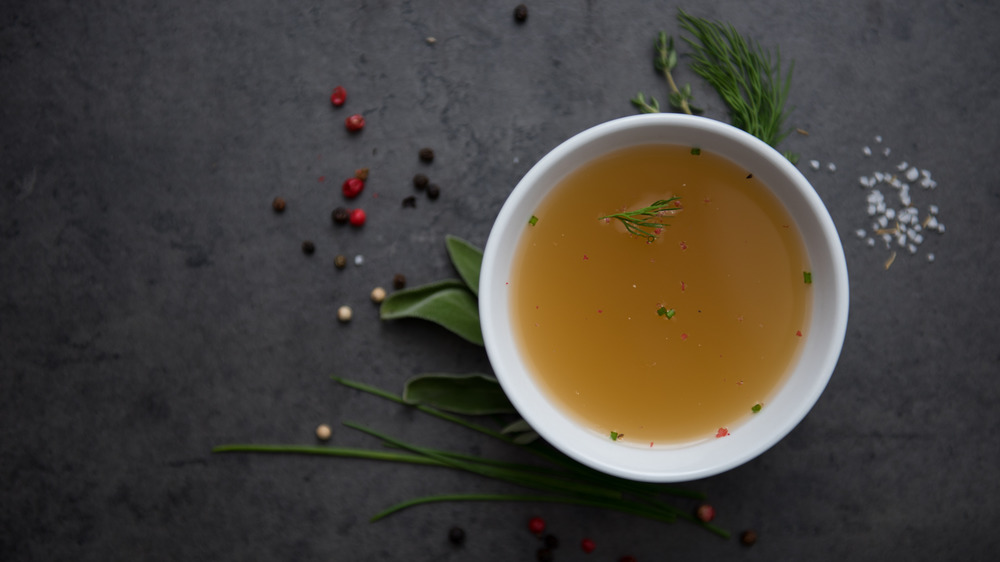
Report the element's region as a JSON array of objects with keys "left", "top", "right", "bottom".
[{"left": 480, "top": 114, "right": 849, "bottom": 482}]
